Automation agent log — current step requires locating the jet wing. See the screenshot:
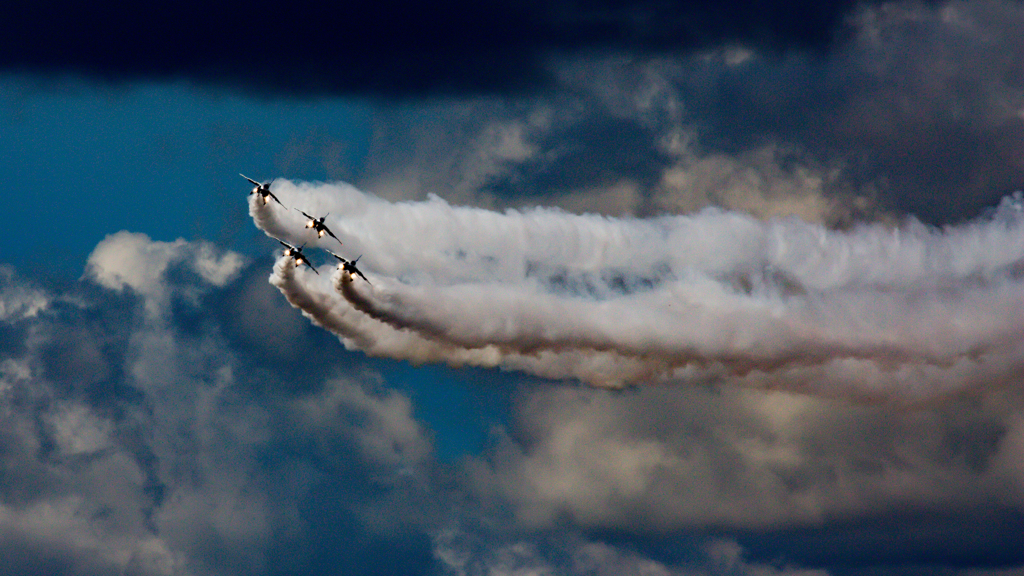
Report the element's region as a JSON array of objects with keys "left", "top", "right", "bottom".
[
  {"left": 240, "top": 173, "right": 261, "bottom": 186},
  {"left": 324, "top": 249, "right": 346, "bottom": 263},
  {"left": 322, "top": 225, "right": 343, "bottom": 245},
  {"left": 267, "top": 191, "right": 286, "bottom": 208}
]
